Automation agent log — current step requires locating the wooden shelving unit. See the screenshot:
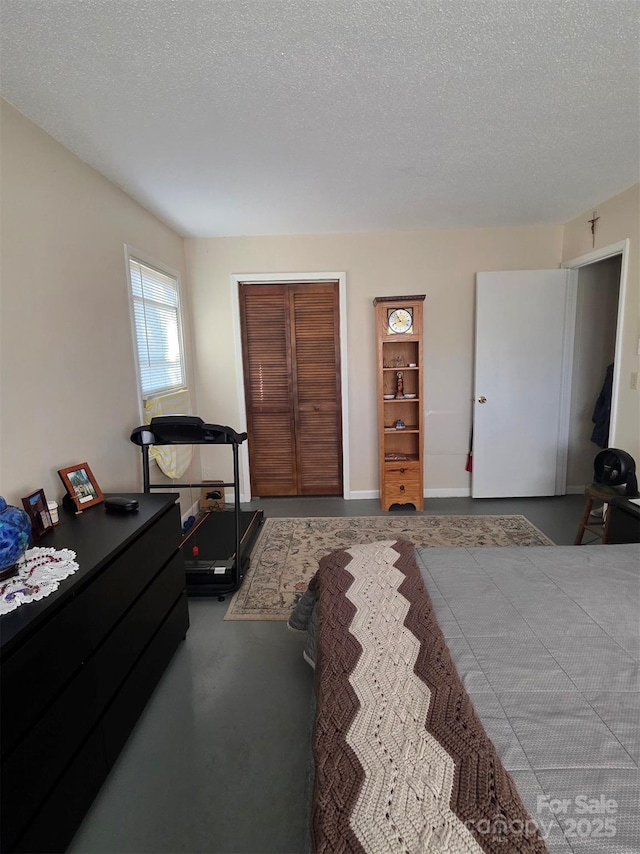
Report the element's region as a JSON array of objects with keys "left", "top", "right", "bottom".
[{"left": 373, "top": 295, "right": 425, "bottom": 511}]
